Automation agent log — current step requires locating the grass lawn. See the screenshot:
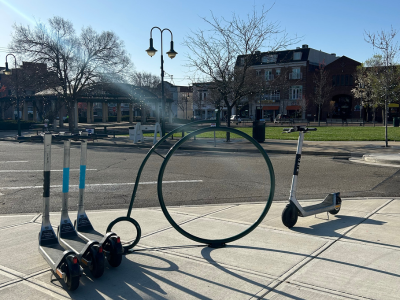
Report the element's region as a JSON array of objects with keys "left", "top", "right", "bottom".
[{"left": 141, "top": 126, "right": 400, "bottom": 141}]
